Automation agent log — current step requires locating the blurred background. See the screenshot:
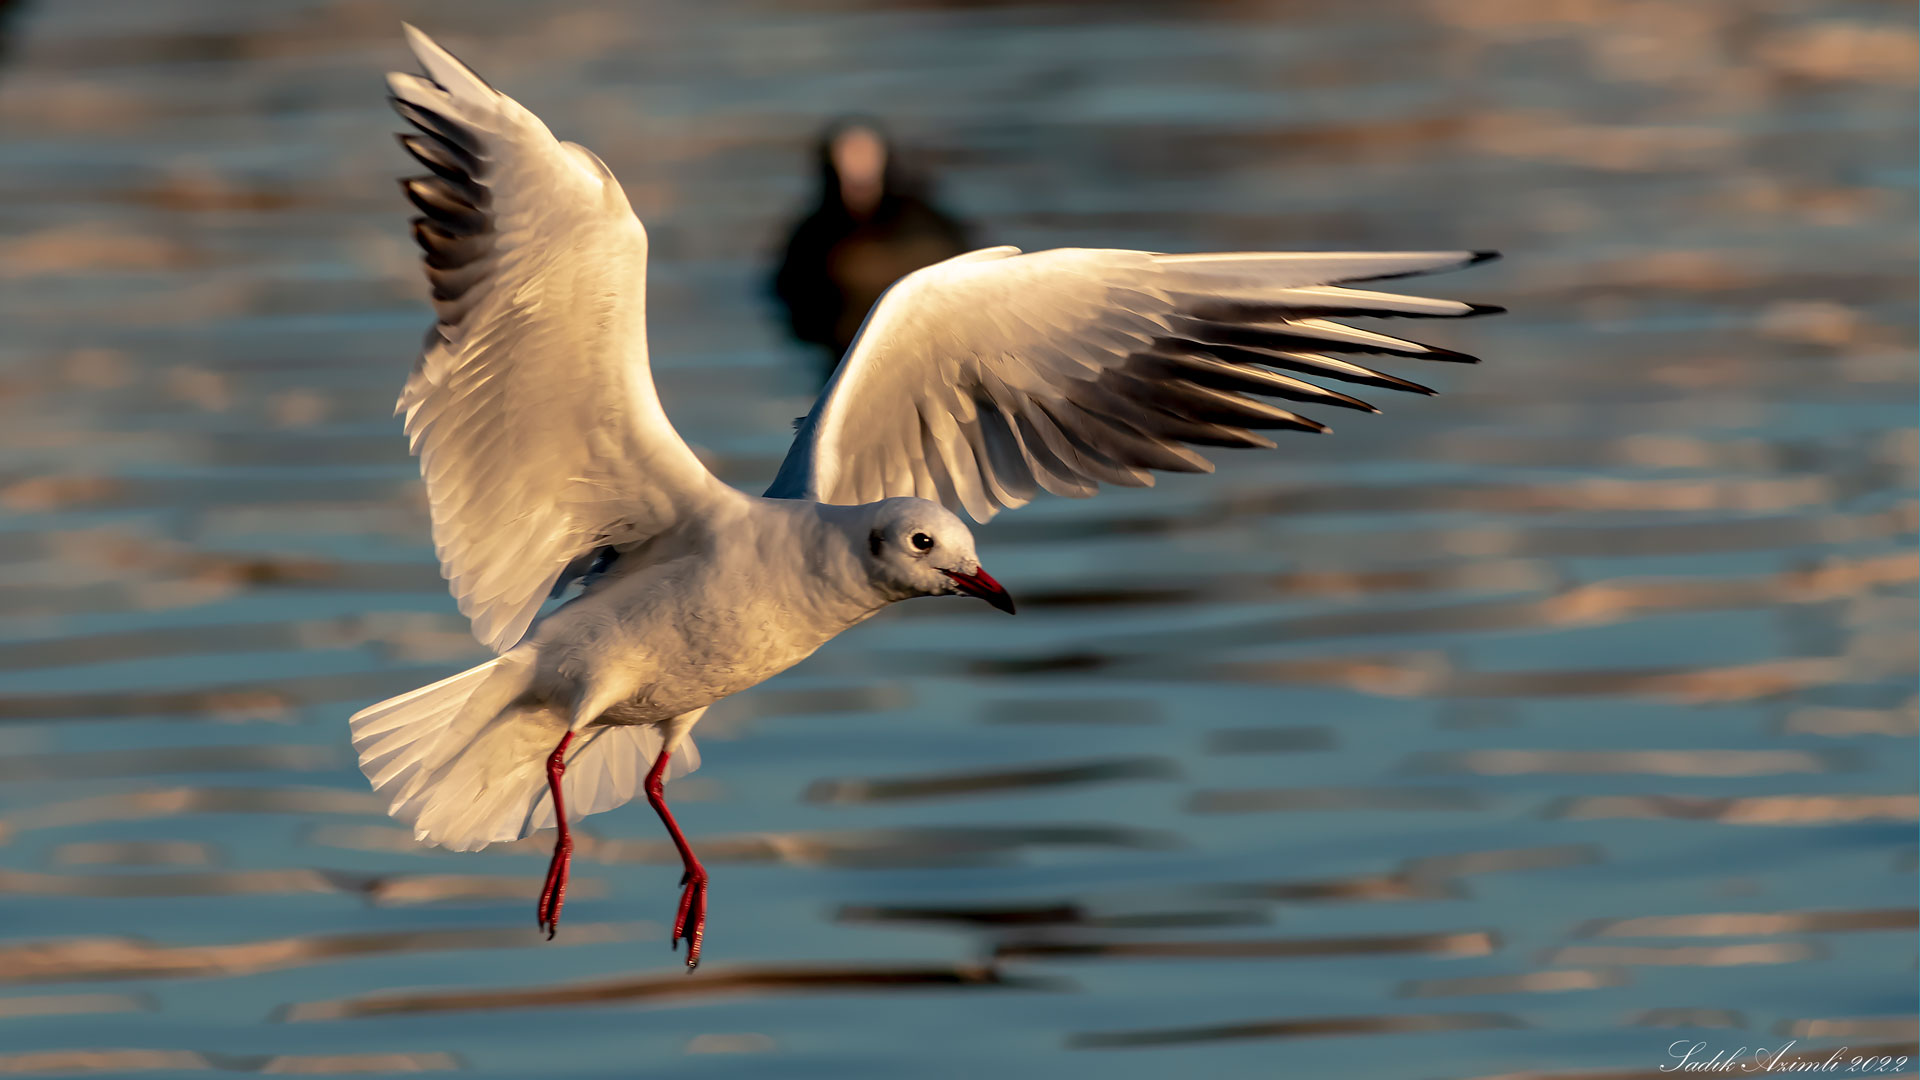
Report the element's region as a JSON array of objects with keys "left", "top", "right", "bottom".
[{"left": 0, "top": 1, "right": 1914, "bottom": 1077}]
